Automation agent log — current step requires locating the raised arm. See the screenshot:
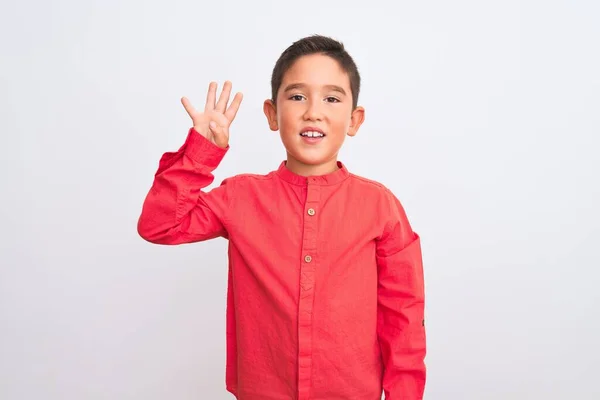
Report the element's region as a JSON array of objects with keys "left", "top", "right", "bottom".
[{"left": 137, "top": 81, "right": 243, "bottom": 245}]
